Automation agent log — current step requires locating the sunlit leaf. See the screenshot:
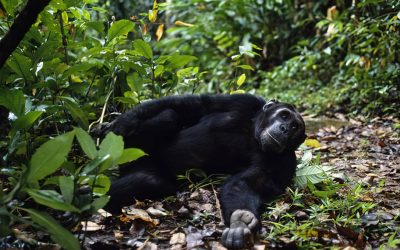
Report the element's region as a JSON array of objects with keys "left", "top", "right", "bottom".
[
  {"left": 75, "top": 127, "right": 97, "bottom": 159},
  {"left": 236, "top": 64, "right": 254, "bottom": 71},
  {"left": 230, "top": 90, "right": 246, "bottom": 94},
  {"left": 294, "top": 165, "right": 327, "bottom": 187},
  {"left": 175, "top": 20, "right": 194, "bottom": 27},
  {"left": 133, "top": 39, "right": 153, "bottom": 59},
  {"left": 156, "top": 23, "right": 164, "bottom": 41},
  {"left": 304, "top": 139, "right": 321, "bottom": 148},
  {"left": 98, "top": 132, "right": 124, "bottom": 172},
  {"left": 236, "top": 73, "right": 246, "bottom": 87},
  {"left": 108, "top": 19, "right": 135, "bottom": 42},
  {"left": 117, "top": 148, "right": 147, "bottom": 164},
  {"left": 28, "top": 131, "right": 75, "bottom": 182}
]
